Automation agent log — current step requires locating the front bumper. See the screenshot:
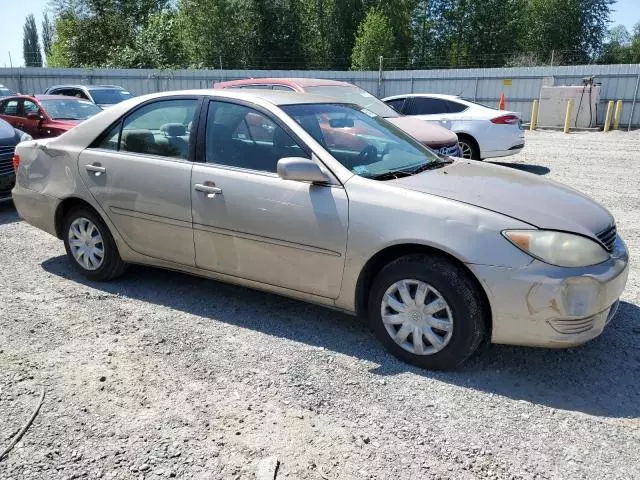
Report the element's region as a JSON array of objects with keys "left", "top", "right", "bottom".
[
  {"left": 471, "top": 236, "right": 630, "bottom": 348},
  {"left": 0, "top": 172, "right": 15, "bottom": 202}
]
